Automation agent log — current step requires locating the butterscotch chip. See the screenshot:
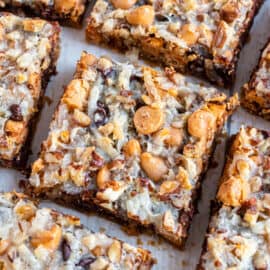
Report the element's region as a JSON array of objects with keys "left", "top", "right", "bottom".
[
  {"left": 187, "top": 109, "right": 216, "bottom": 138},
  {"left": 140, "top": 152, "right": 168, "bottom": 182},
  {"left": 111, "top": 0, "right": 137, "bottom": 9},
  {"left": 123, "top": 139, "right": 141, "bottom": 157},
  {"left": 126, "top": 5, "right": 155, "bottom": 26},
  {"left": 134, "top": 106, "right": 164, "bottom": 135},
  {"left": 54, "top": 0, "right": 77, "bottom": 12},
  {"left": 179, "top": 24, "right": 199, "bottom": 46}
]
